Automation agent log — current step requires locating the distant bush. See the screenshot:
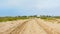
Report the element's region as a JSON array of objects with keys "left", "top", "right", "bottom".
[
  {"left": 0, "top": 15, "right": 60, "bottom": 22},
  {"left": 0, "top": 16, "right": 29, "bottom": 22},
  {"left": 52, "top": 16, "right": 60, "bottom": 19}
]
